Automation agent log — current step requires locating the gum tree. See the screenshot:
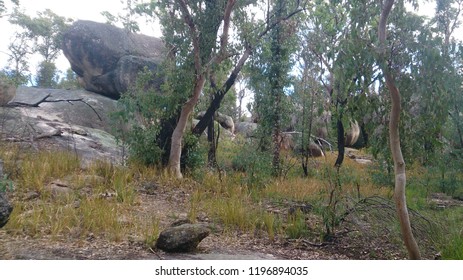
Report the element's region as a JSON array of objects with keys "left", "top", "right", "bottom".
[
  {"left": 142, "top": 0, "right": 306, "bottom": 178},
  {"left": 377, "top": 0, "right": 421, "bottom": 260},
  {"left": 9, "top": 8, "right": 72, "bottom": 87}
]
